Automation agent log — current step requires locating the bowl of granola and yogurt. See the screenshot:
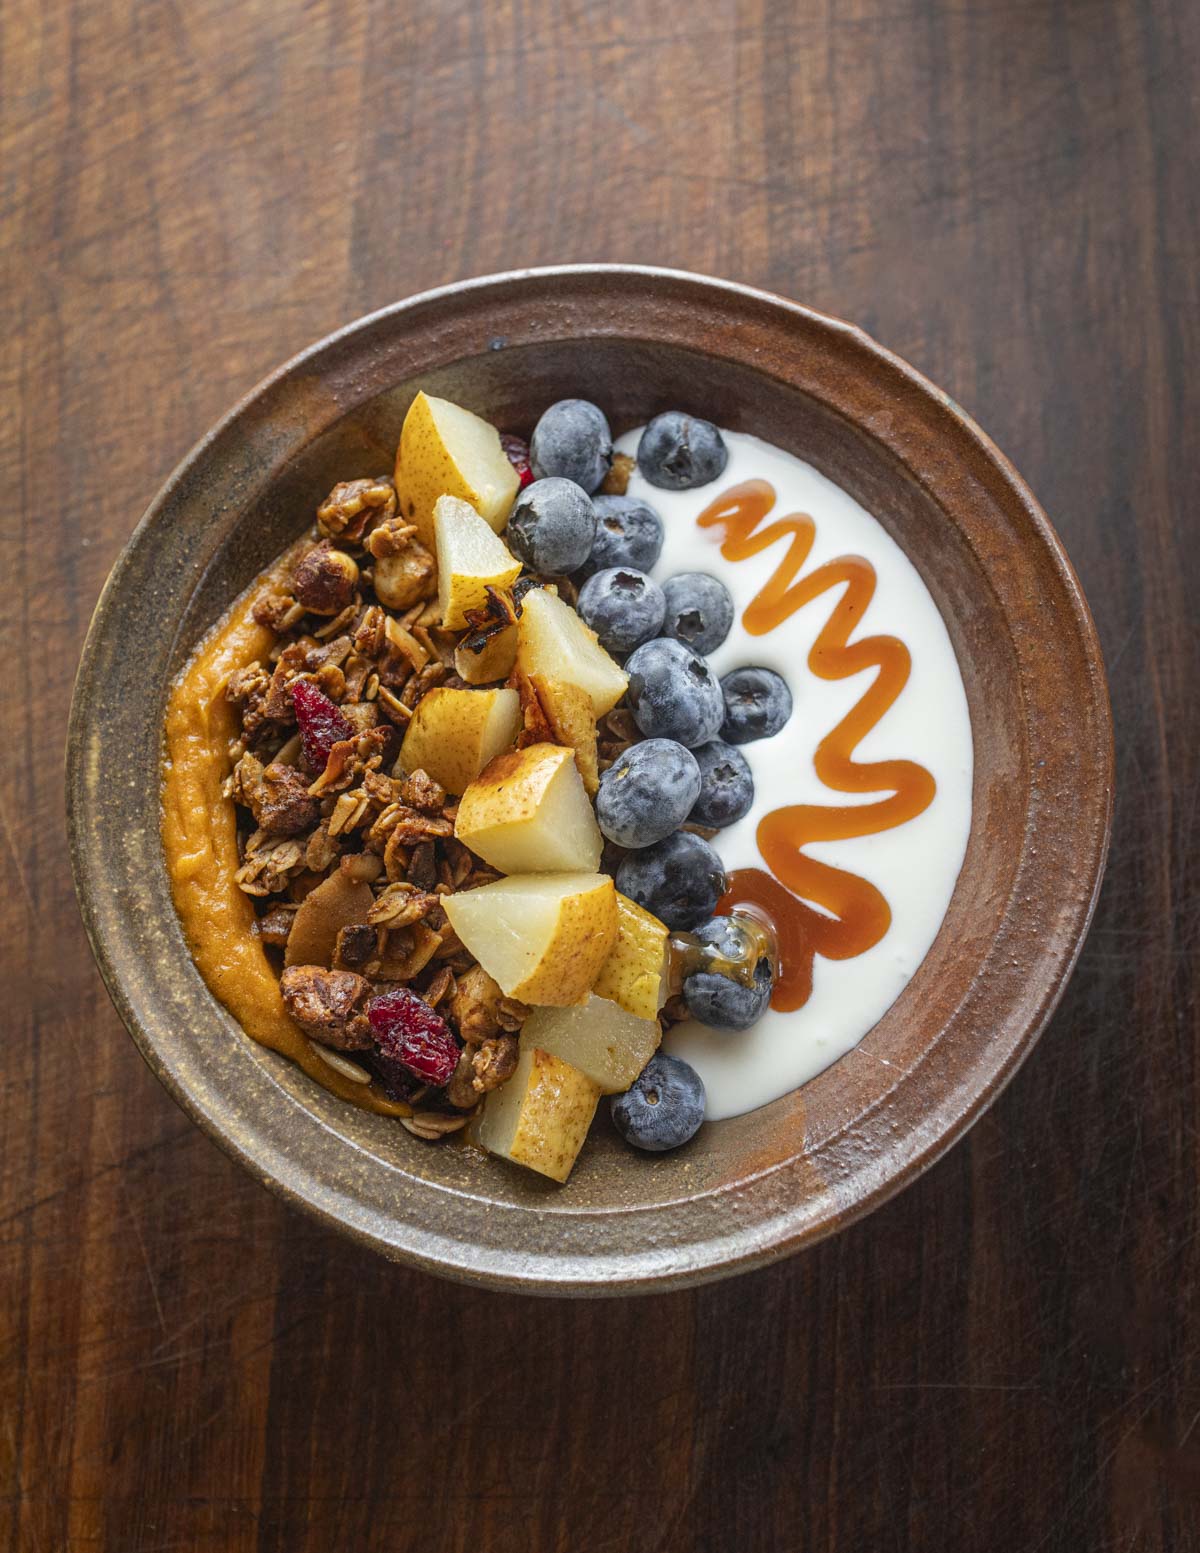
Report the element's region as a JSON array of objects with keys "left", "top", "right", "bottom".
[{"left": 67, "top": 267, "right": 1112, "bottom": 1292}]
